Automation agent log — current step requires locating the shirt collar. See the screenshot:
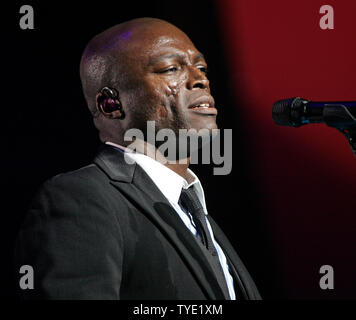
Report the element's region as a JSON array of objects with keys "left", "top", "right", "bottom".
[{"left": 105, "top": 141, "right": 208, "bottom": 215}]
